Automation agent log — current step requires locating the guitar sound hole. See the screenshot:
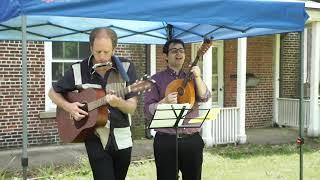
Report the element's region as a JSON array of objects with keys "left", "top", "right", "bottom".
[
  {"left": 74, "top": 102, "right": 88, "bottom": 129},
  {"left": 177, "top": 87, "right": 184, "bottom": 96}
]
